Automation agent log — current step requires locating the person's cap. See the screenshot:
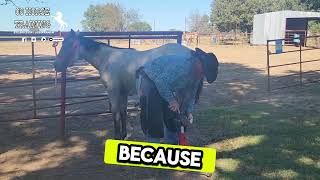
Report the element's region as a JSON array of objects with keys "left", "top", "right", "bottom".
[{"left": 195, "top": 48, "right": 219, "bottom": 83}]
